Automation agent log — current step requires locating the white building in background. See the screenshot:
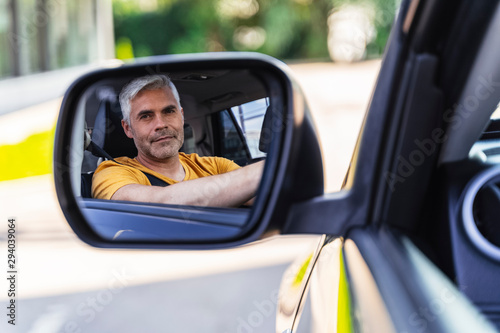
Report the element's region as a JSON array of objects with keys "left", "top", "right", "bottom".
[{"left": 0, "top": 0, "right": 115, "bottom": 114}]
